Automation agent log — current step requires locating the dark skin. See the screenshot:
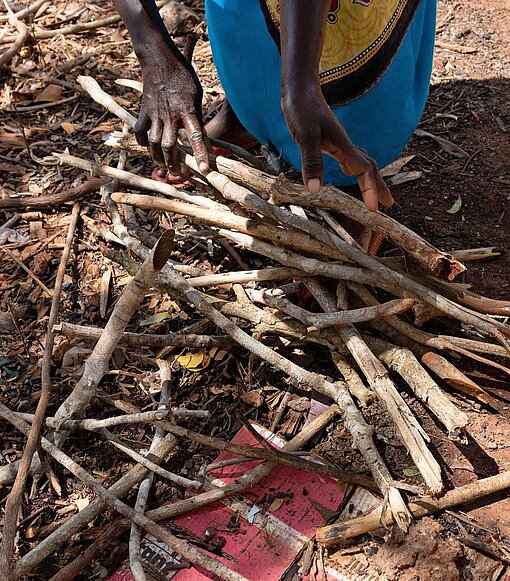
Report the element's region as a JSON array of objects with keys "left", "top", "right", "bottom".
[{"left": 113, "top": 0, "right": 393, "bottom": 212}]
